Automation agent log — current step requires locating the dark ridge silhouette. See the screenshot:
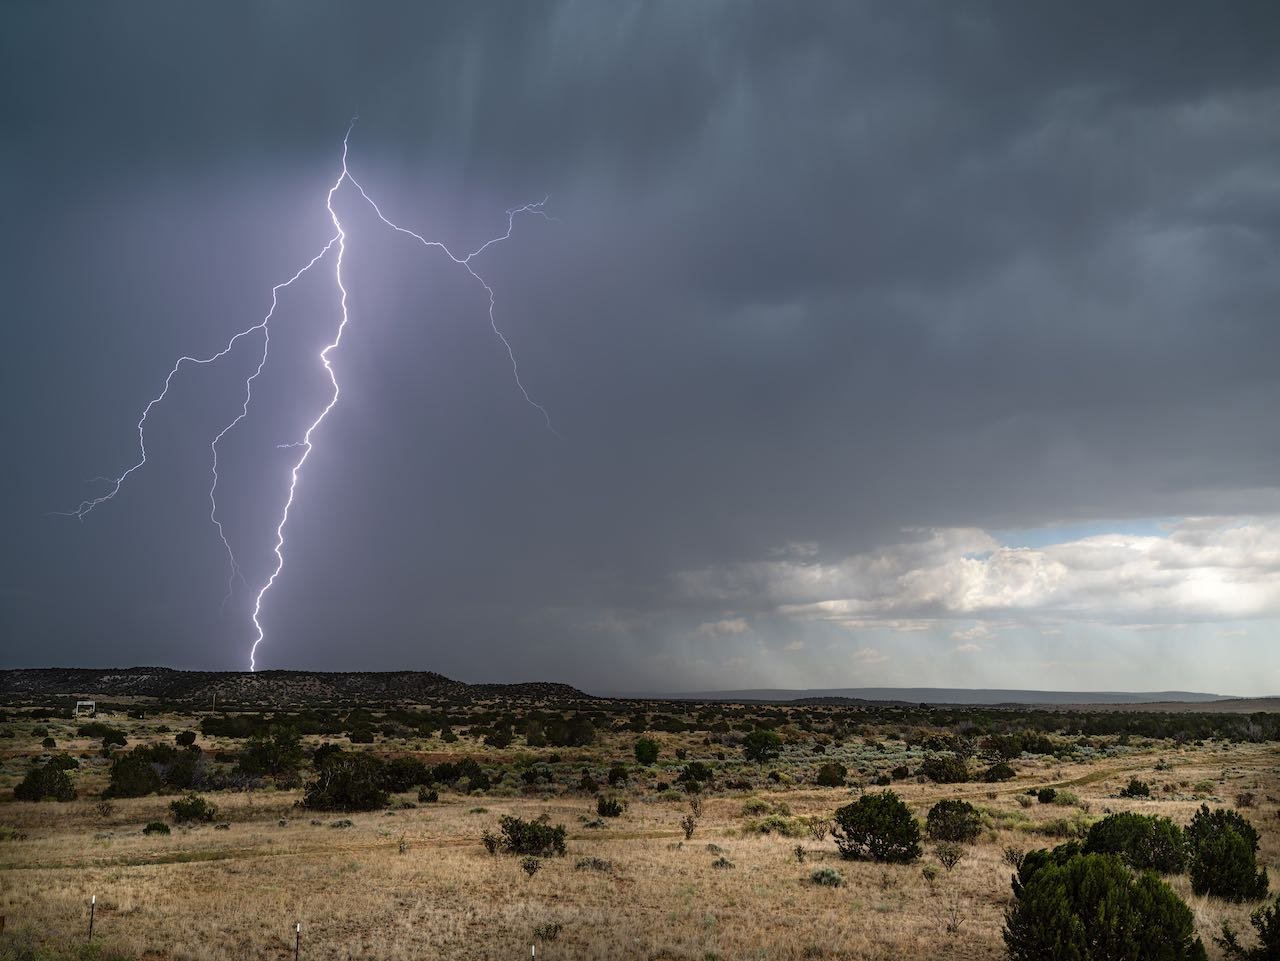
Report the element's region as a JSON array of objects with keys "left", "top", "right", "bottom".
[{"left": 0, "top": 667, "right": 589, "bottom": 707}]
